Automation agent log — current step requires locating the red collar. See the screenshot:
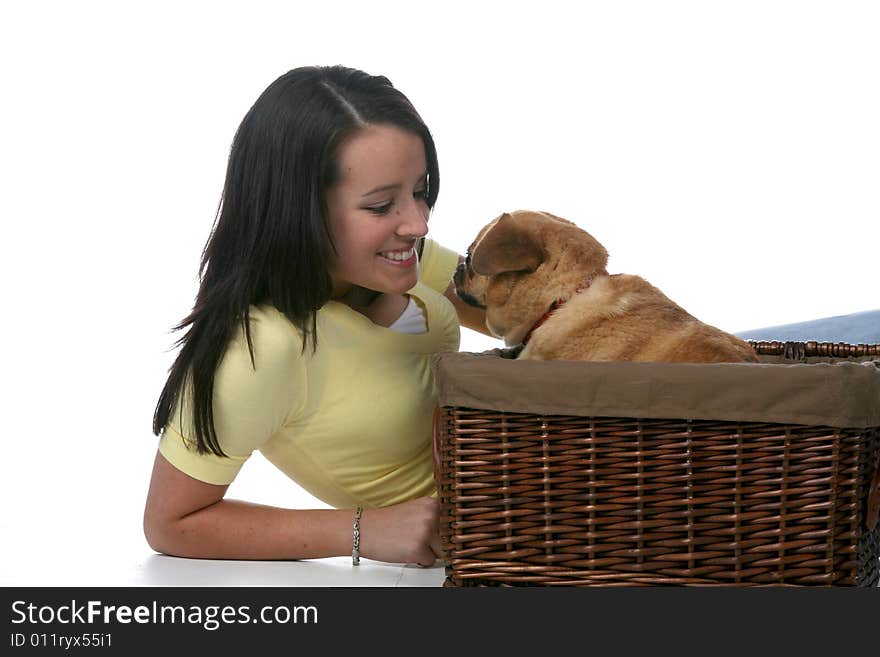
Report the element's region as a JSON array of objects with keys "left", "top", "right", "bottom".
[{"left": 521, "top": 270, "right": 608, "bottom": 346}]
